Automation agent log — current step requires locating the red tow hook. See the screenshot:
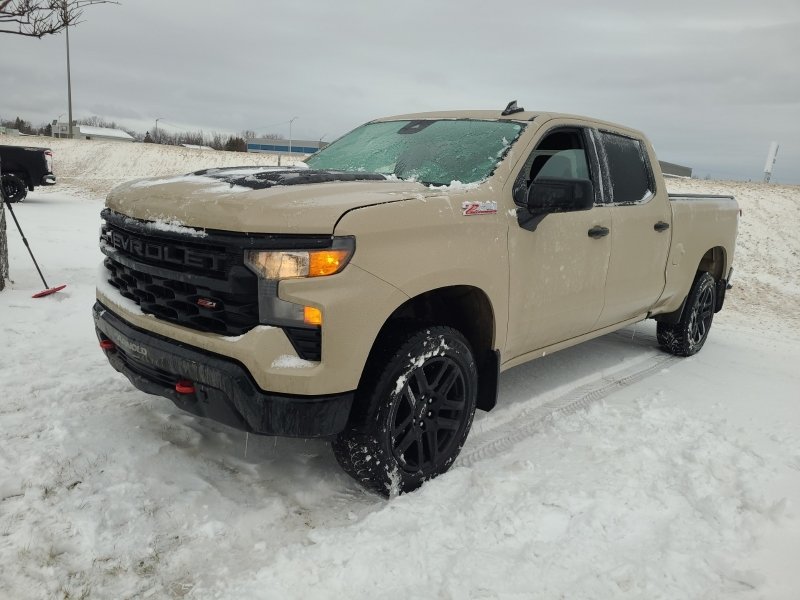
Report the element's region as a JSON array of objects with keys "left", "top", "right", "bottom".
[
  {"left": 99, "top": 339, "right": 116, "bottom": 351},
  {"left": 175, "top": 379, "right": 196, "bottom": 394}
]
